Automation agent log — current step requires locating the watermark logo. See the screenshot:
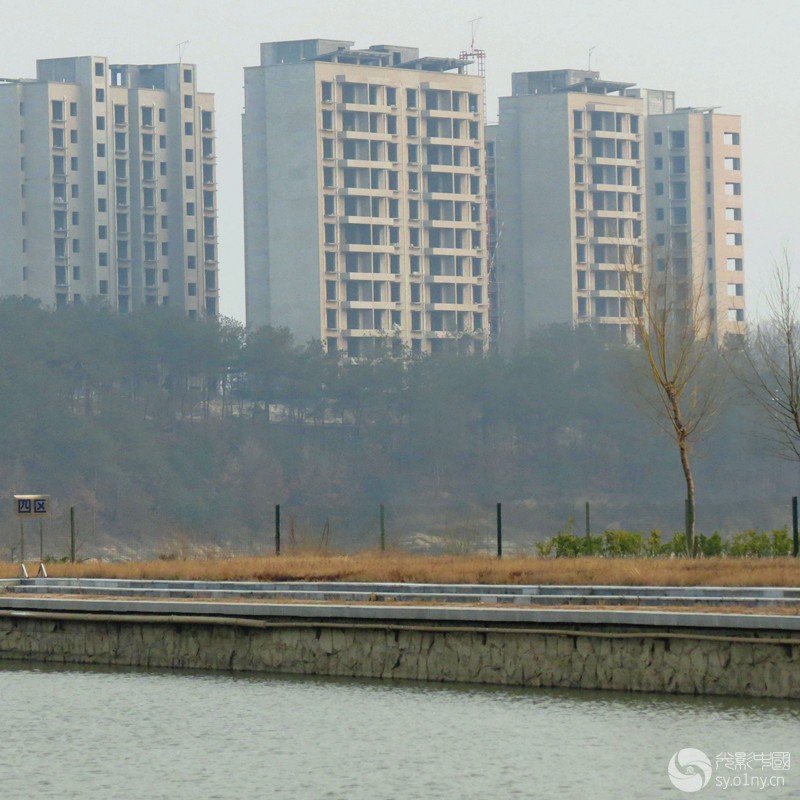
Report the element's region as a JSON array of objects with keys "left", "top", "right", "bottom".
[
  {"left": 668, "top": 748, "right": 713, "bottom": 793},
  {"left": 667, "top": 748, "right": 790, "bottom": 792}
]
